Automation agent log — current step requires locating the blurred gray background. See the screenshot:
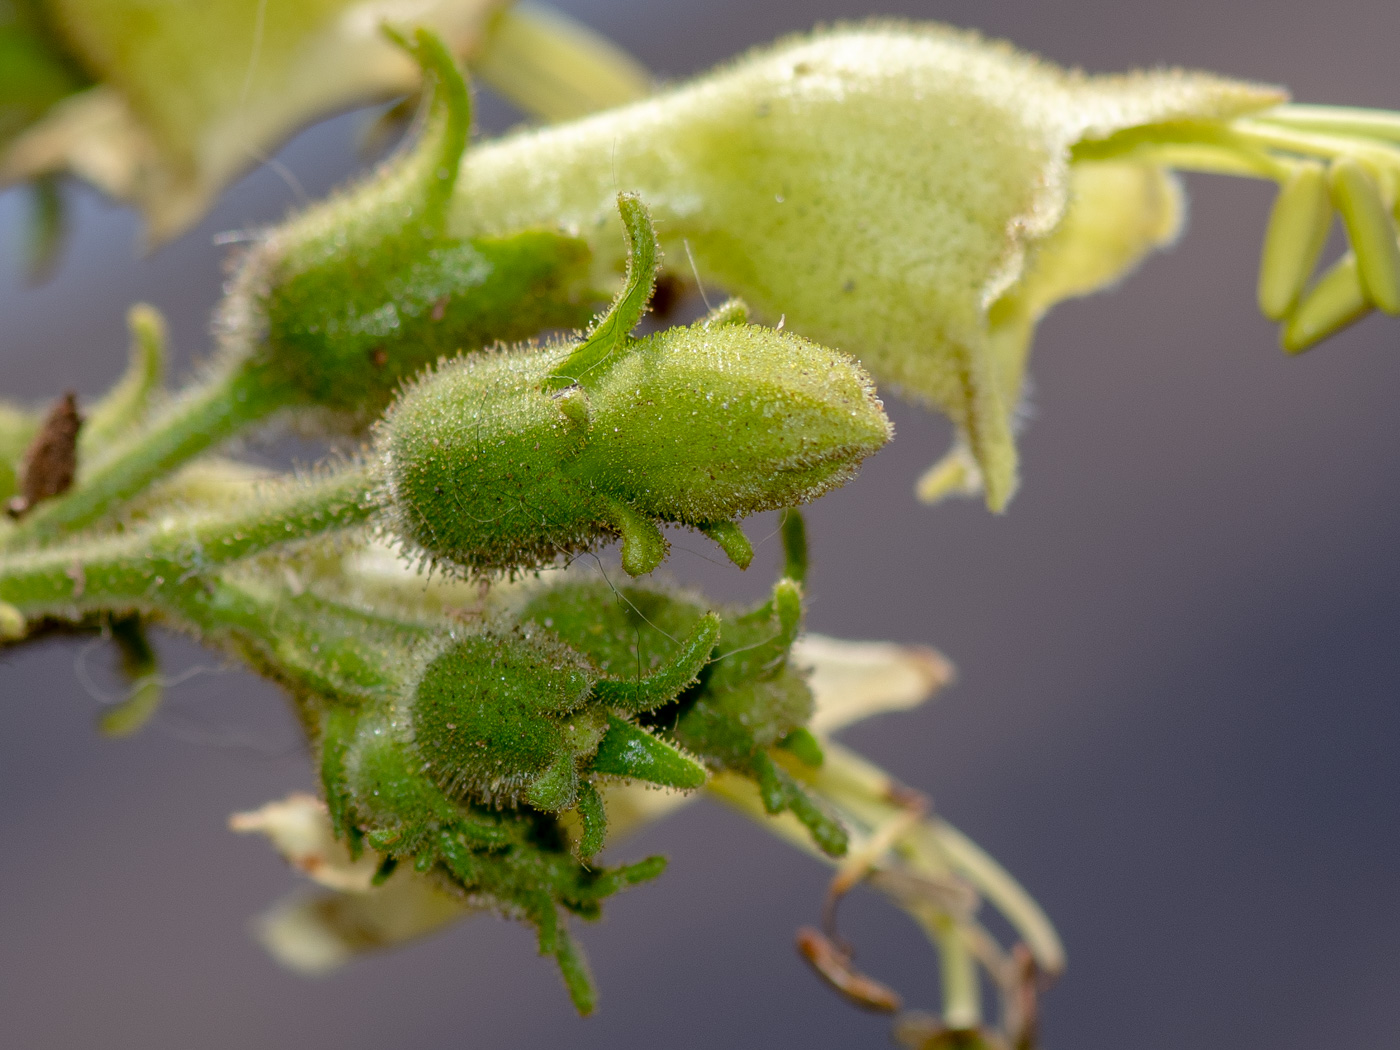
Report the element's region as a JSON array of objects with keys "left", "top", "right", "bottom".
[{"left": 1, "top": 1, "right": 1398, "bottom": 1047}]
